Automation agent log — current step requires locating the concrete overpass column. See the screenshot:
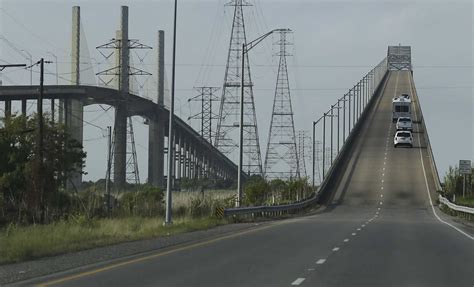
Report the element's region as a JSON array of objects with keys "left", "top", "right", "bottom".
[
  {"left": 186, "top": 140, "right": 191, "bottom": 178},
  {"left": 148, "top": 30, "right": 165, "bottom": 188},
  {"left": 176, "top": 133, "right": 181, "bottom": 180},
  {"left": 113, "top": 6, "right": 130, "bottom": 188},
  {"left": 192, "top": 145, "right": 197, "bottom": 179},
  {"left": 1, "top": 80, "right": 11, "bottom": 119},
  {"left": 67, "top": 5, "right": 84, "bottom": 189}
]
